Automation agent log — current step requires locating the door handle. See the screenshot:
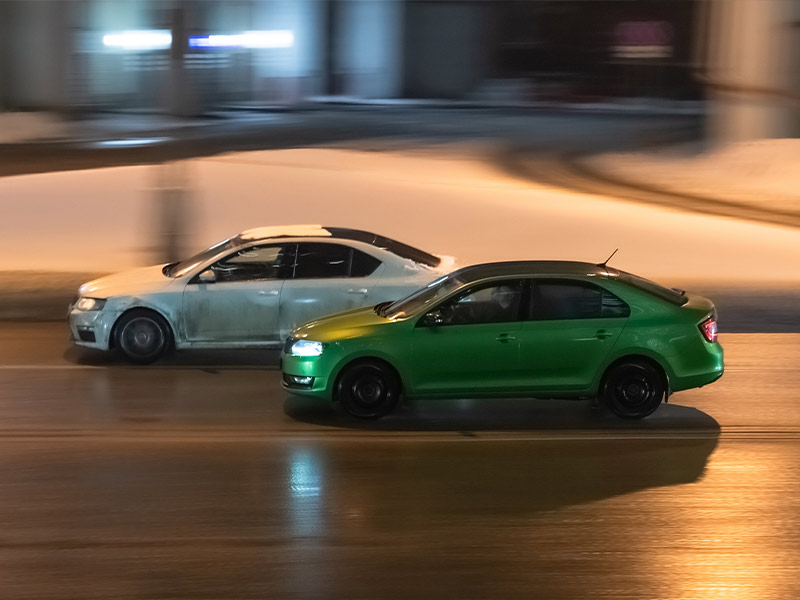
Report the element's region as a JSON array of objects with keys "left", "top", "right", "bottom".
[
  {"left": 347, "top": 288, "right": 369, "bottom": 295},
  {"left": 496, "top": 333, "right": 517, "bottom": 343},
  {"left": 595, "top": 329, "right": 614, "bottom": 339},
  {"left": 258, "top": 290, "right": 280, "bottom": 296}
]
